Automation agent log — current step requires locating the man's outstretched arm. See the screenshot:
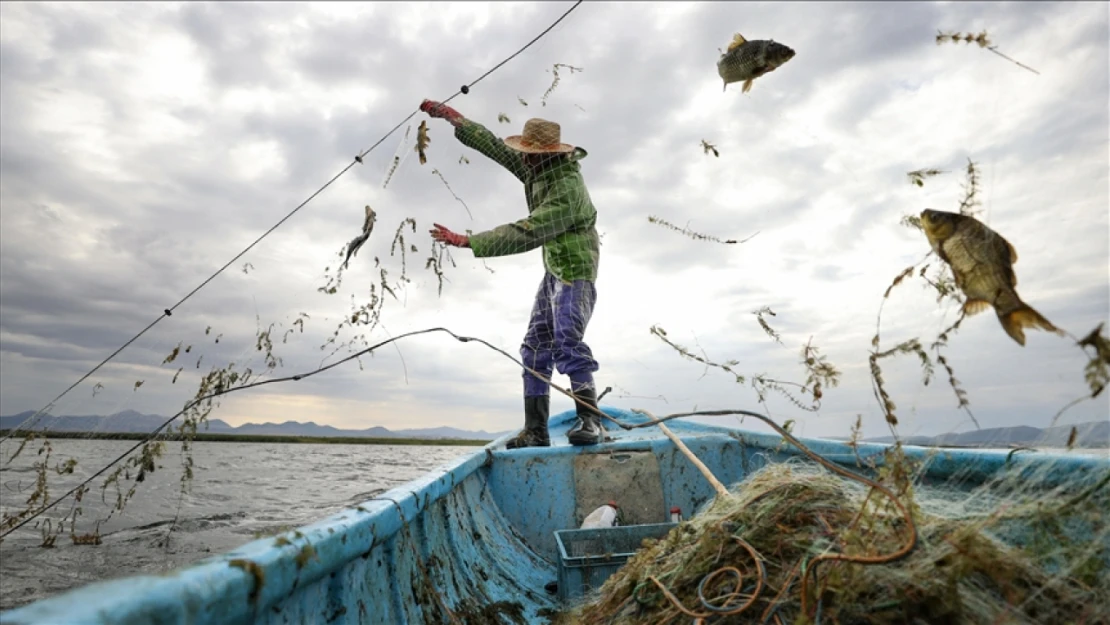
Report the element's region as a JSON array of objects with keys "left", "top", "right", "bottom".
[
  {"left": 429, "top": 176, "right": 586, "bottom": 258},
  {"left": 420, "top": 99, "right": 527, "bottom": 182},
  {"left": 467, "top": 177, "right": 588, "bottom": 258}
]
